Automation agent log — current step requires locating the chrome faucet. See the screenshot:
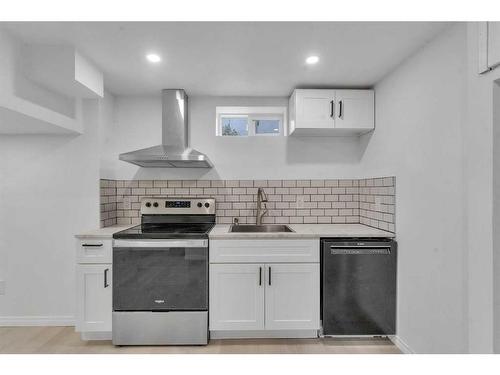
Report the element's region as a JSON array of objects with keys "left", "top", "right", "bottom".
[{"left": 256, "top": 187, "right": 268, "bottom": 225}]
